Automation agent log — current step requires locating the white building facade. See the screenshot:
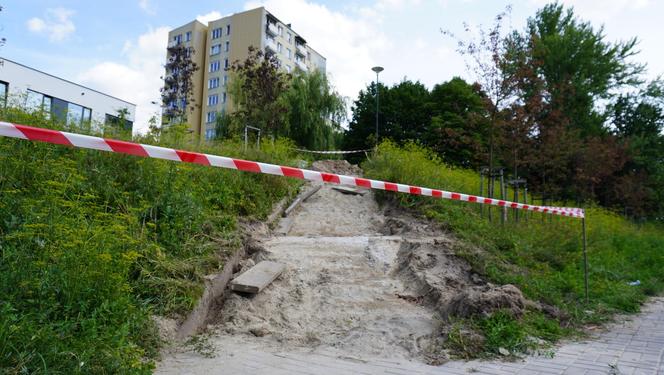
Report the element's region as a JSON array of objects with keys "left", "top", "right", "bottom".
[{"left": 0, "top": 57, "right": 136, "bottom": 131}]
